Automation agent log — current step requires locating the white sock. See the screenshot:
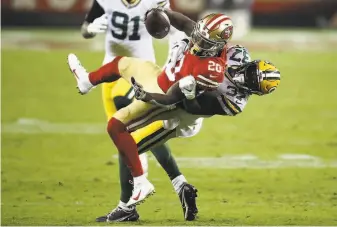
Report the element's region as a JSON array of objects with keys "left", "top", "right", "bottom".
[
  {"left": 172, "top": 175, "right": 187, "bottom": 194},
  {"left": 83, "top": 73, "right": 93, "bottom": 86},
  {"left": 118, "top": 201, "right": 134, "bottom": 211},
  {"left": 139, "top": 153, "right": 149, "bottom": 178},
  {"left": 133, "top": 174, "right": 148, "bottom": 185}
]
